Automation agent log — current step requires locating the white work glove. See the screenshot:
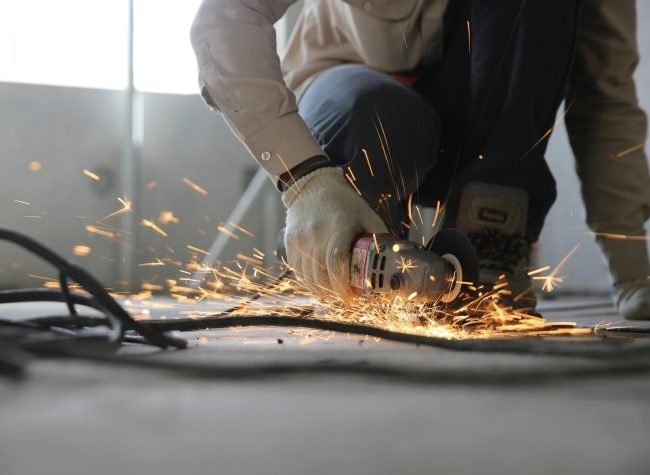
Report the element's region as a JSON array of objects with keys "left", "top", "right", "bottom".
[
  {"left": 614, "top": 279, "right": 650, "bottom": 320},
  {"left": 282, "top": 167, "right": 387, "bottom": 301}
]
